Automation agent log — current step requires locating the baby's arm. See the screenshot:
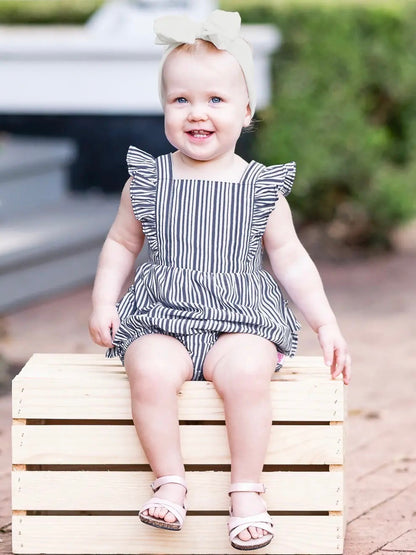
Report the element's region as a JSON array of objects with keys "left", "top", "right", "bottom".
[
  {"left": 263, "top": 194, "right": 351, "bottom": 385},
  {"left": 89, "top": 178, "right": 145, "bottom": 348}
]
